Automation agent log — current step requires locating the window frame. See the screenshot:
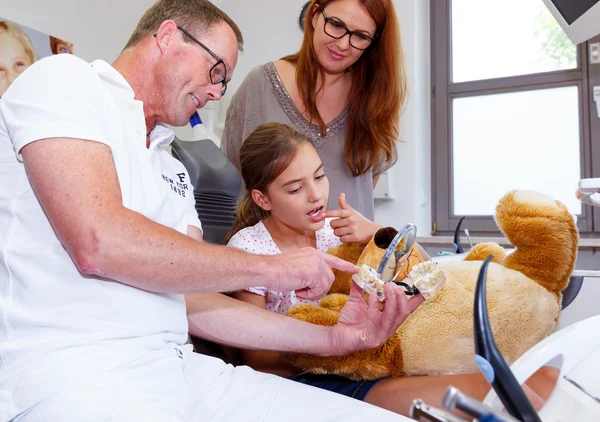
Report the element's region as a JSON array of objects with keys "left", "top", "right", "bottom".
[{"left": 431, "top": 0, "right": 599, "bottom": 236}]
